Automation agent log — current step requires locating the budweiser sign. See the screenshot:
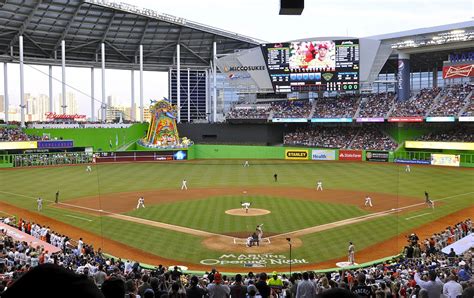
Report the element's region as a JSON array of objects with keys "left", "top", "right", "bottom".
[
  {"left": 45, "top": 112, "right": 87, "bottom": 120},
  {"left": 442, "top": 64, "right": 474, "bottom": 79}
]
